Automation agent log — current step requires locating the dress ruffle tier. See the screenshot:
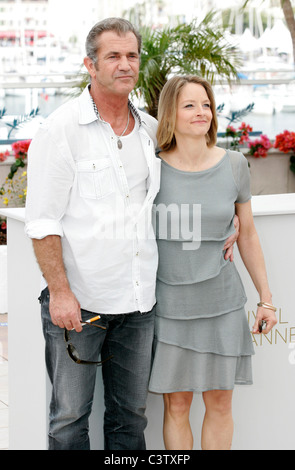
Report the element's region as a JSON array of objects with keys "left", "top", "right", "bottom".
[{"left": 149, "top": 264, "right": 255, "bottom": 393}]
